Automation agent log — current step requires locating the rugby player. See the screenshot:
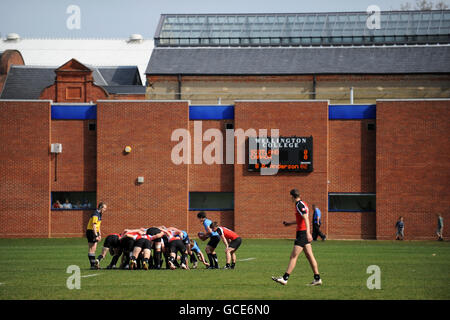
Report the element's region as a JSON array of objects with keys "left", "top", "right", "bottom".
[
  {"left": 197, "top": 211, "right": 220, "bottom": 269},
  {"left": 210, "top": 222, "right": 242, "bottom": 269},
  {"left": 189, "top": 239, "right": 210, "bottom": 268},
  {"left": 165, "top": 227, "right": 189, "bottom": 270},
  {"left": 96, "top": 232, "right": 123, "bottom": 269},
  {"left": 272, "top": 189, "right": 322, "bottom": 286}
]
